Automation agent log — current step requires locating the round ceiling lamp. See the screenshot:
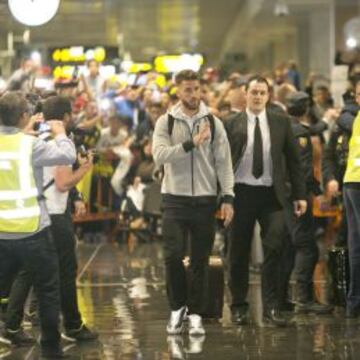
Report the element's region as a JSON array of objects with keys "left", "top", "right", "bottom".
[{"left": 8, "top": 0, "right": 60, "bottom": 27}]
